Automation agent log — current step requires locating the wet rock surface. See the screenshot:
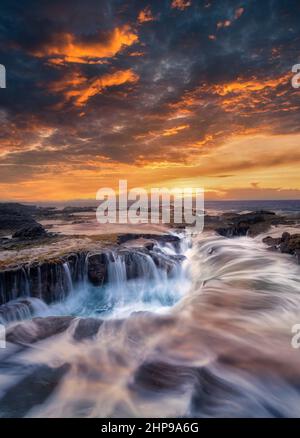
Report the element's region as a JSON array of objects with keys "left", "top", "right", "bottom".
[
  {"left": 263, "top": 232, "right": 300, "bottom": 263},
  {"left": 0, "top": 258, "right": 76, "bottom": 305},
  {"left": 5, "top": 315, "right": 104, "bottom": 345},
  {"left": 132, "top": 360, "right": 196, "bottom": 393},
  {"left": 6, "top": 316, "right": 75, "bottom": 345},
  {"left": 87, "top": 252, "right": 111, "bottom": 286},
  {"left": 0, "top": 209, "right": 295, "bottom": 312},
  {"left": 117, "top": 233, "right": 180, "bottom": 246},
  {"left": 73, "top": 318, "right": 103, "bottom": 341},
  {"left": 0, "top": 203, "right": 40, "bottom": 235},
  {"left": 87, "top": 240, "right": 183, "bottom": 286},
  {"left": 0, "top": 230, "right": 183, "bottom": 314},
  {"left": 211, "top": 211, "right": 285, "bottom": 237},
  {"left": 12, "top": 224, "right": 48, "bottom": 240},
  {"left": 0, "top": 363, "right": 70, "bottom": 418},
  {"left": 0, "top": 298, "right": 38, "bottom": 324}
]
